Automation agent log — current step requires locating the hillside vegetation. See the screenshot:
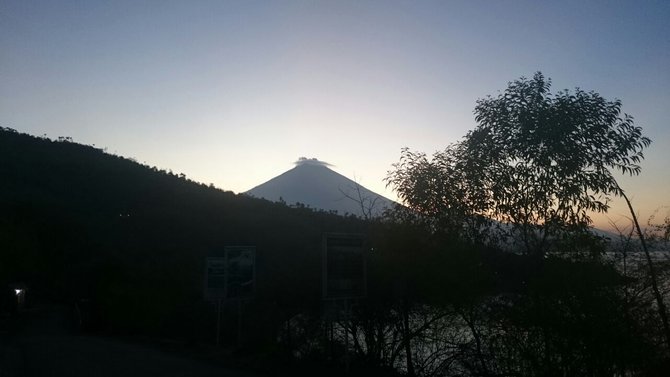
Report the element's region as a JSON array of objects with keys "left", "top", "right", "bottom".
[
  {"left": 0, "top": 127, "right": 365, "bottom": 341},
  {"left": 2, "top": 127, "right": 669, "bottom": 376}
]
